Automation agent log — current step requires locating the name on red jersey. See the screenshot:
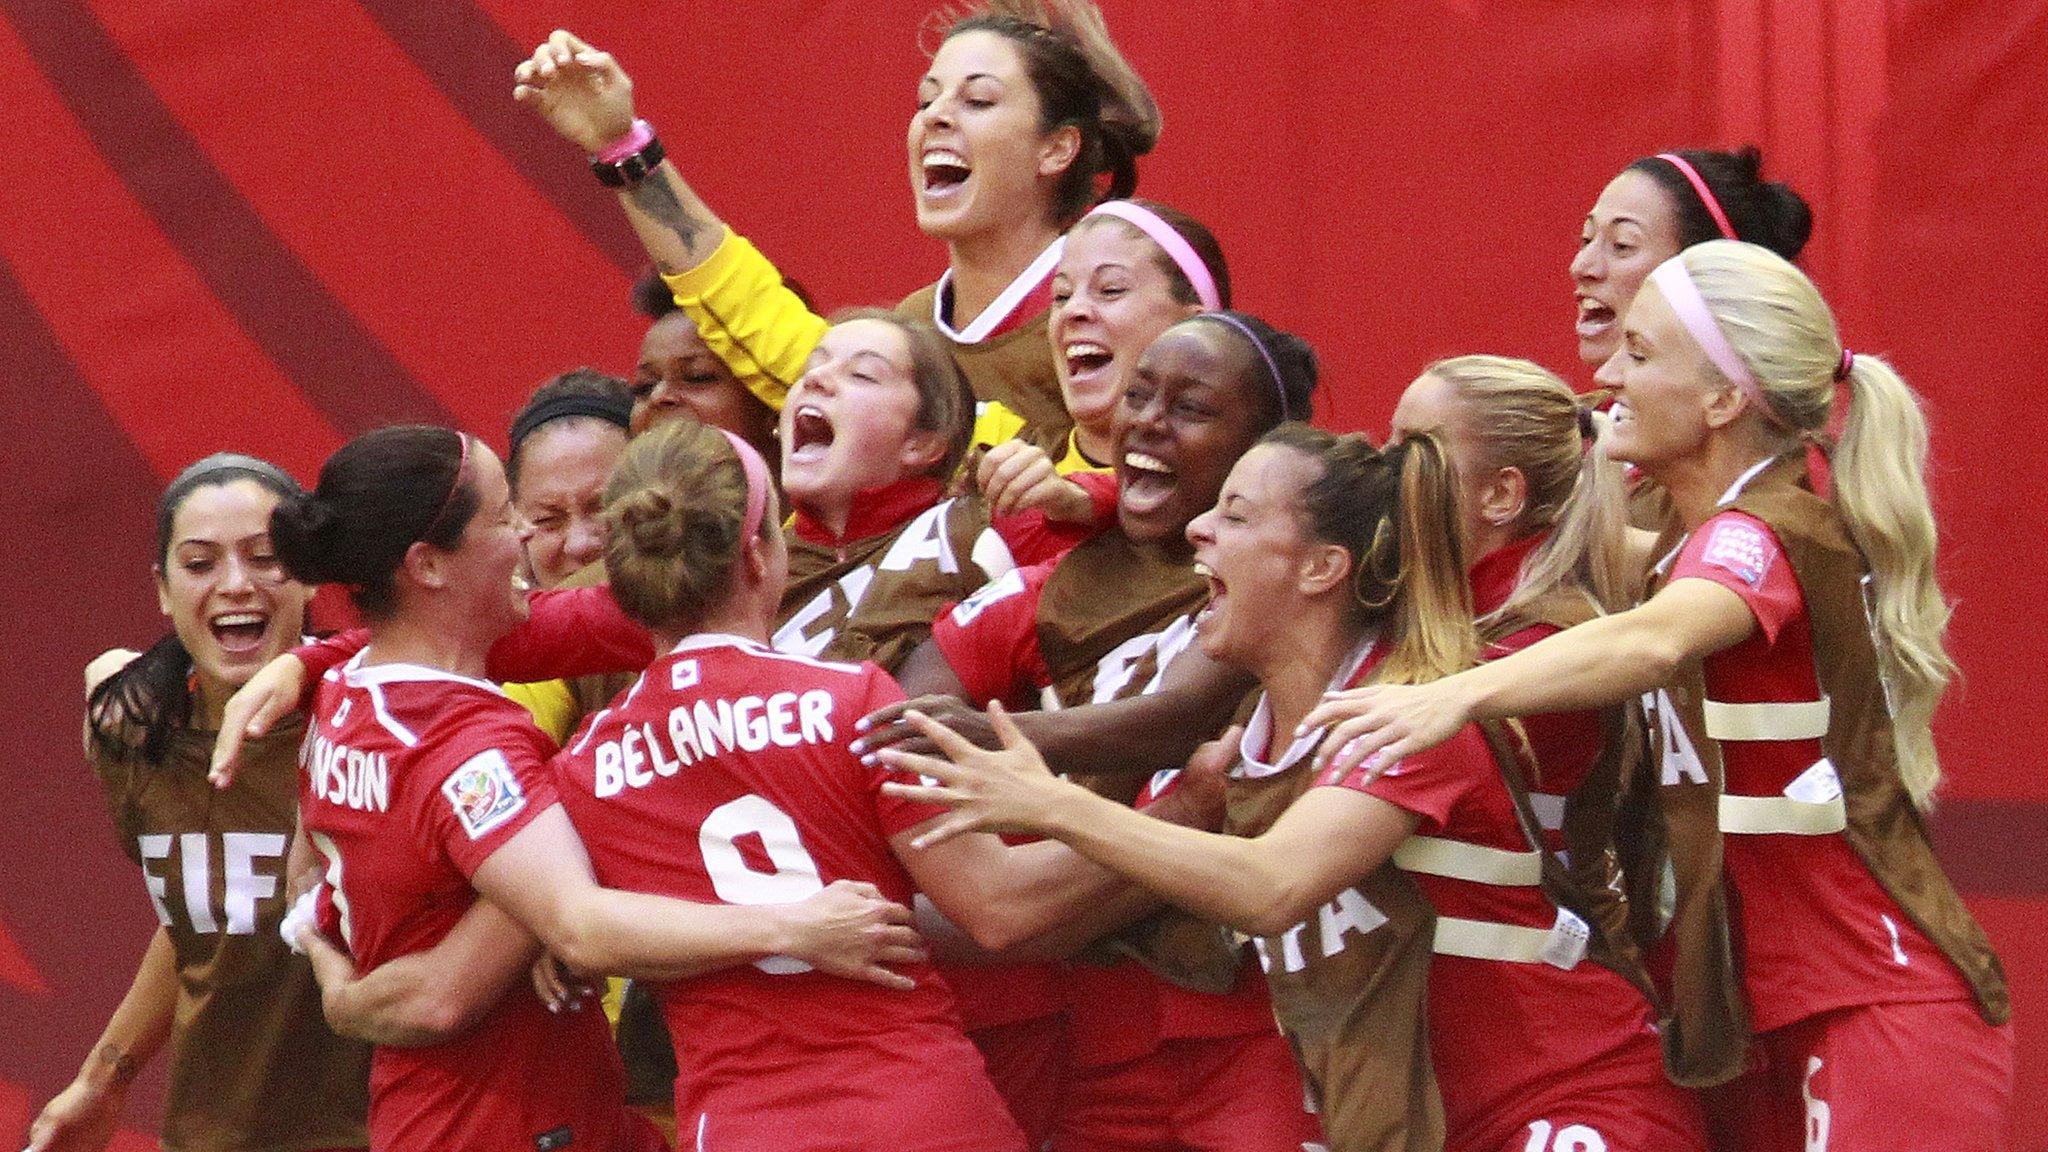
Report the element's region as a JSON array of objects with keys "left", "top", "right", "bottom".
[
  {"left": 303, "top": 731, "right": 392, "bottom": 813},
  {"left": 594, "top": 682, "right": 838, "bottom": 798}
]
